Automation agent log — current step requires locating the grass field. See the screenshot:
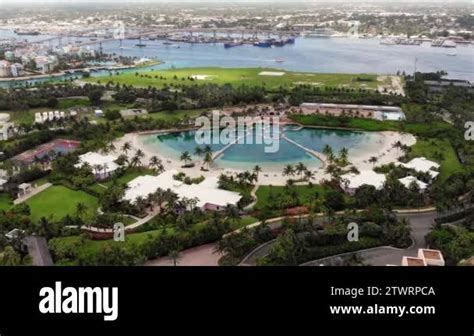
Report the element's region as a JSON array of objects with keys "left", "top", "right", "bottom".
[
  {"left": 406, "top": 138, "right": 463, "bottom": 181},
  {"left": 0, "top": 193, "right": 12, "bottom": 212},
  {"left": 290, "top": 114, "right": 454, "bottom": 136},
  {"left": 25, "top": 185, "right": 99, "bottom": 222},
  {"left": 86, "top": 67, "right": 380, "bottom": 90},
  {"left": 146, "top": 109, "right": 208, "bottom": 122},
  {"left": 255, "top": 184, "right": 350, "bottom": 210}
]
